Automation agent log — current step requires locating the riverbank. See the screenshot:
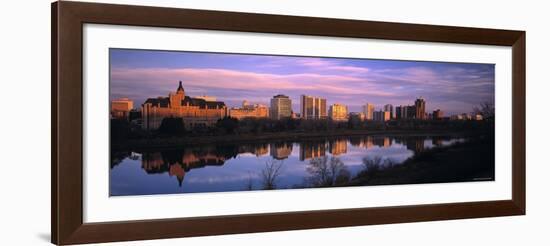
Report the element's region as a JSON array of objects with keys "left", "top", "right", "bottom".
[
  {"left": 112, "top": 129, "right": 486, "bottom": 150},
  {"left": 348, "top": 136, "right": 495, "bottom": 186}
]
